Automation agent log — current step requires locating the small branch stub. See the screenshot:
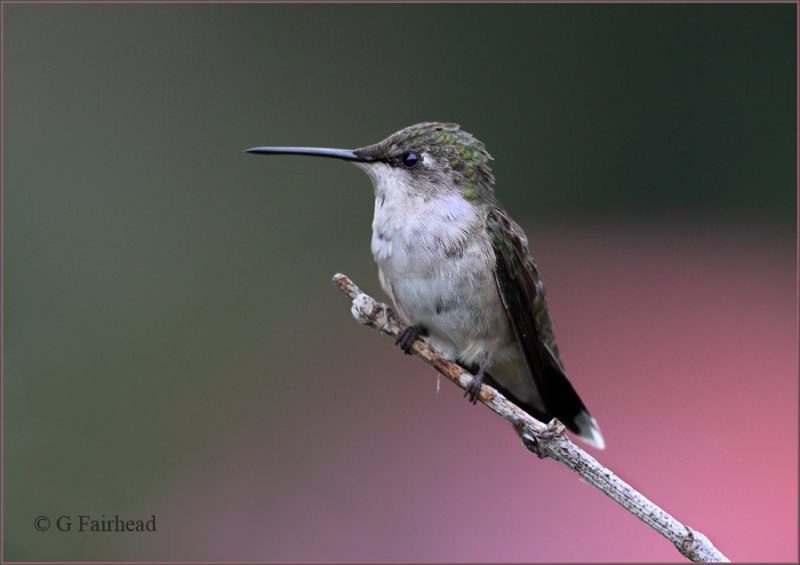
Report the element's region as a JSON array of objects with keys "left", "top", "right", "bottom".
[{"left": 331, "top": 273, "right": 729, "bottom": 563}]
